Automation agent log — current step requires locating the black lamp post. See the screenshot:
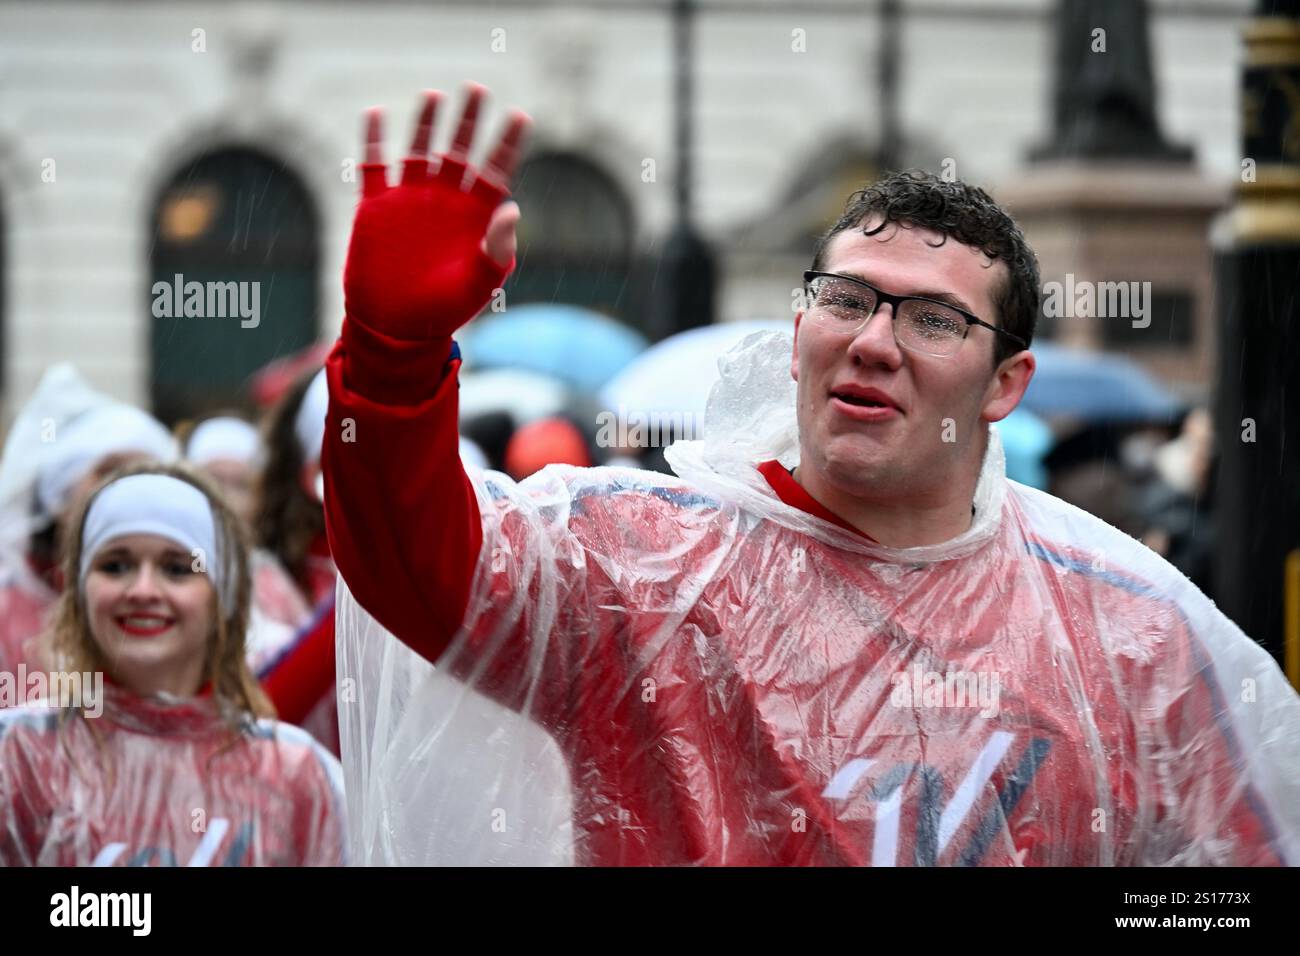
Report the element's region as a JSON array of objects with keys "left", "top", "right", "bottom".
[
  {"left": 648, "top": 0, "right": 717, "bottom": 341},
  {"left": 1213, "top": 0, "right": 1300, "bottom": 677}
]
